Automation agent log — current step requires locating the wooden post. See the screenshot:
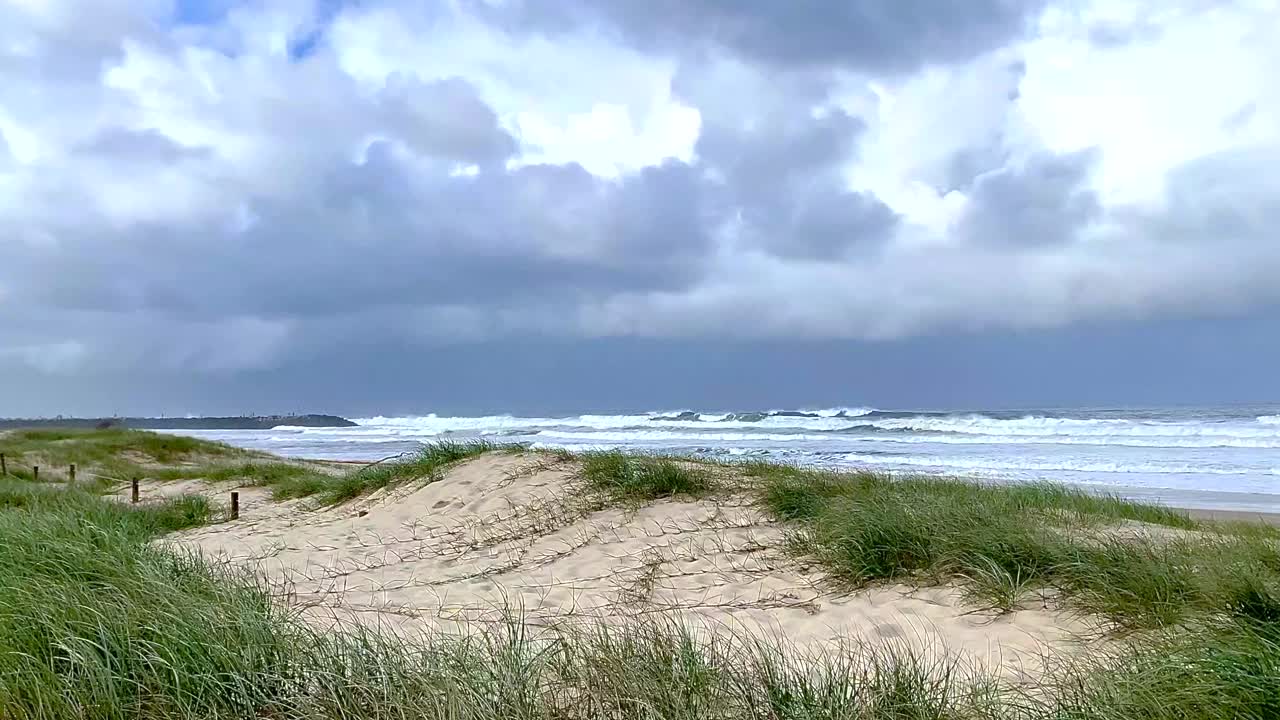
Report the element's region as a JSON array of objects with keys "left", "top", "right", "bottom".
[
  {"left": 230, "top": 491, "right": 240, "bottom": 520},
  {"left": 32, "top": 466, "right": 38, "bottom": 482},
  {"left": 131, "top": 477, "right": 140, "bottom": 504},
  {"left": 0, "top": 453, "right": 6, "bottom": 476},
  {"left": 69, "top": 464, "right": 76, "bottom": 483}
]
